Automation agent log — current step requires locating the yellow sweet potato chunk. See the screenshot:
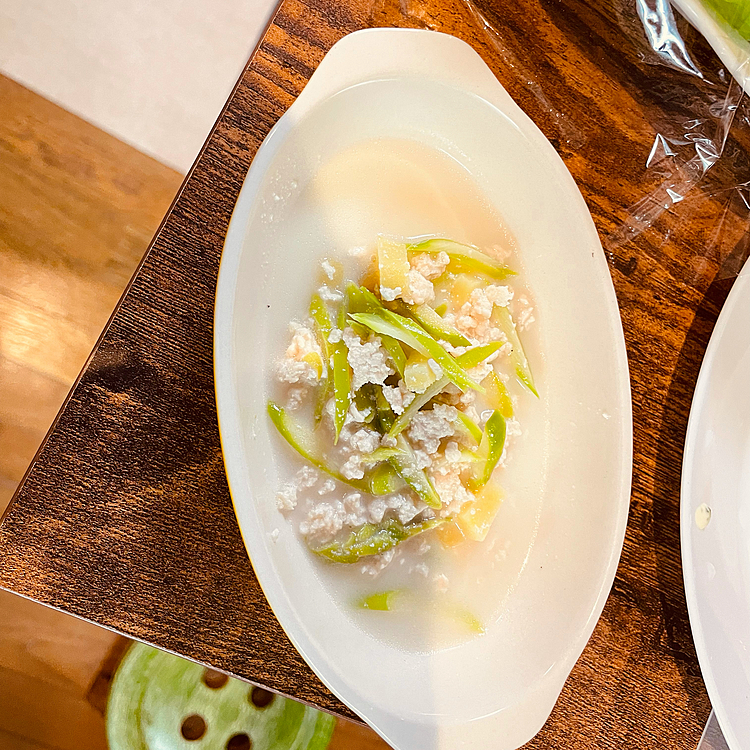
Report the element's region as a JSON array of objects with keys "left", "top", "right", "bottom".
[
  {"left": 455, "top": 484, "right": 503, "bottom": 542},
  {"left": 377, "top": 236, "right": 410, "bottom": 299}
]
